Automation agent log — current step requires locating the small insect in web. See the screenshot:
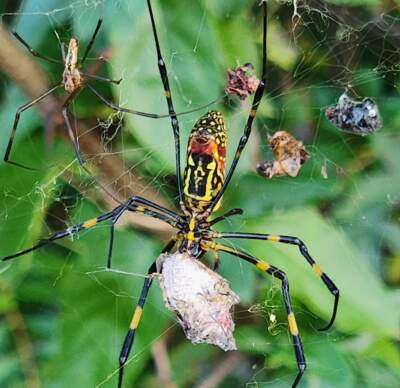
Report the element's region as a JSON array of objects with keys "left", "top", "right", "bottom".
[
  {"left": 257, "top": 130, "right": 310, "bottom": 178},
  {"left": 2, "top": 2, "right": 339, "bottom": 388},
  {"left": 325, "top": 92, "right": 382, "bottom": 135},
  {"left": 4, "top": 19, "right": 219, "bottom": 170}
]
